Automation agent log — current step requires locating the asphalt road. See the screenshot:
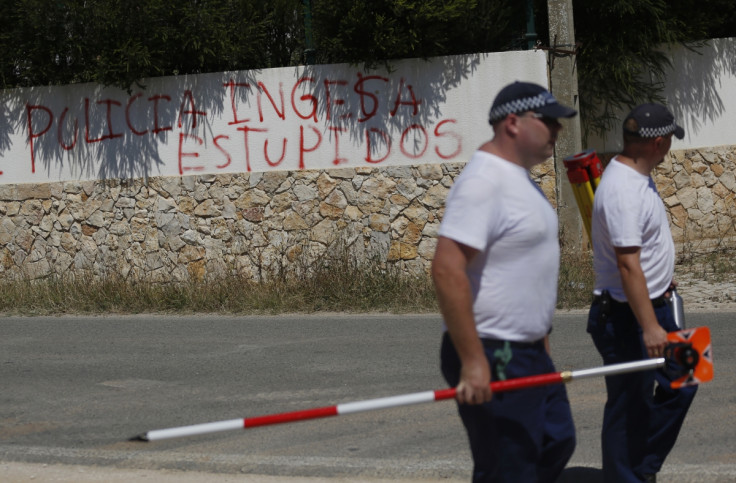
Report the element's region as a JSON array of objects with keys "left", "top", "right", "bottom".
[{"left": 1, "top": 312, "right": 734, "bottom": 482}]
